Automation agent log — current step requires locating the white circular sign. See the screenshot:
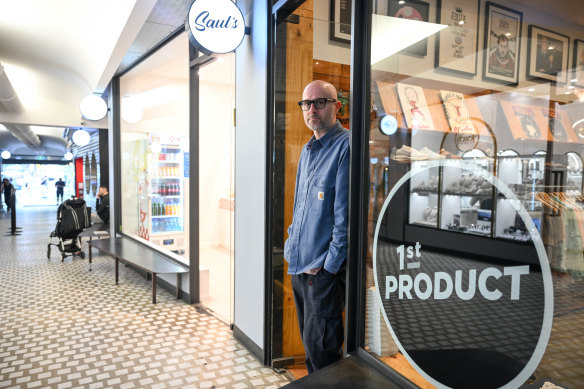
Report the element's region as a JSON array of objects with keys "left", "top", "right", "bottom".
[
  {"left": 80, "top": 95, "right": 108, "bottom": 121},
  {"left": 373, "top": 159, "right": 553, "bottom": 389},
  {"left": 186, "top": 0, "right": 245, "bottom": 55}
]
